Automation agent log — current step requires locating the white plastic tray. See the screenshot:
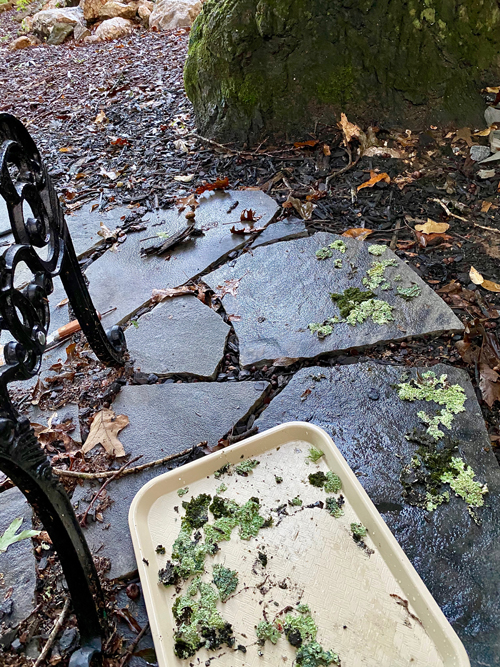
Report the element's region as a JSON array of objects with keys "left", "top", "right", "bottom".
[{"left": 129, "top": 421, "right": 470, "bottom": 667}]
